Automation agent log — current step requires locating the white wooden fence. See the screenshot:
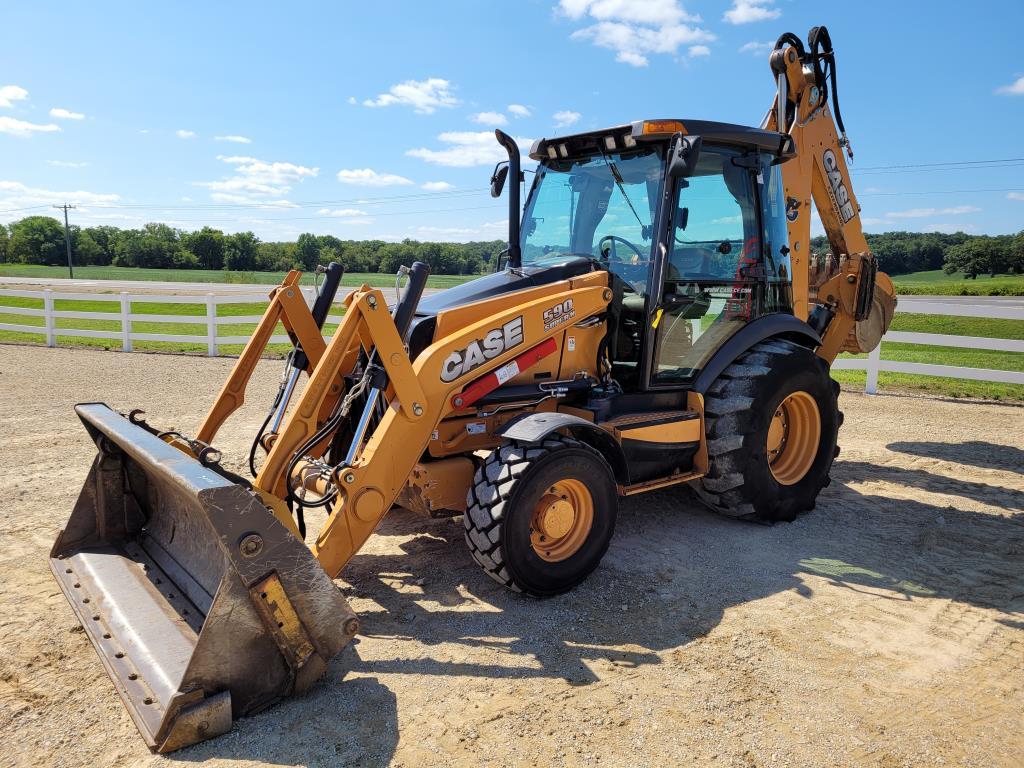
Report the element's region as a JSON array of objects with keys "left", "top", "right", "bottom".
[
  {"left": 831, "top": 299, "right": 1024, "bottom": 393},
  {"left": 0, "top": 287, "right": 343, "bottom": 357},
  {"left": 1, "top": 288, "right": 1022, "bottom": 394}
]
